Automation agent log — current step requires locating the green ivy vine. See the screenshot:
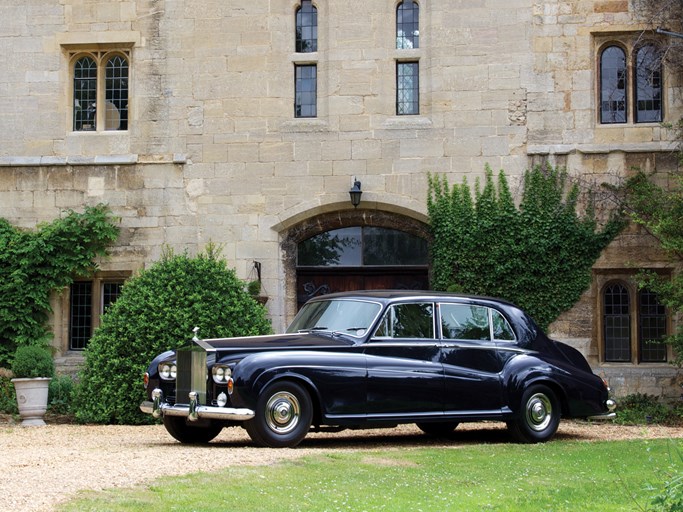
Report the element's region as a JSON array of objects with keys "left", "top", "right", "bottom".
[
  {"left": 428, "top": 165, "right": 625, "bottom": 330},
  {"left": 0, "top": 204, "right": 119, "bottom": 365}
]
